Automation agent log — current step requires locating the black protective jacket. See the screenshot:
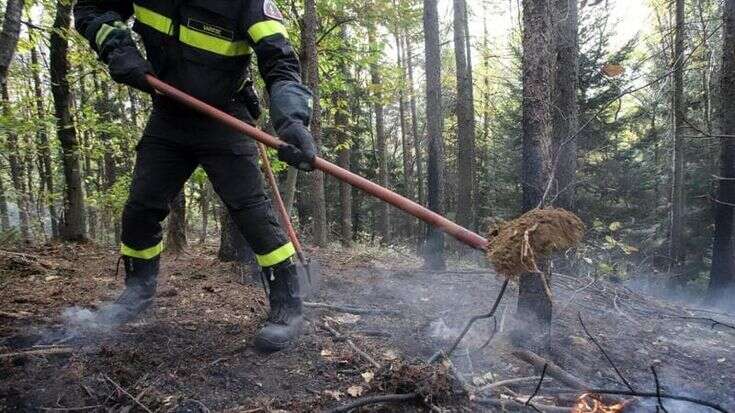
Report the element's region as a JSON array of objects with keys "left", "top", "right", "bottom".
[{"left": 74, "top": 0, "right": 311, "bottom": 128}]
